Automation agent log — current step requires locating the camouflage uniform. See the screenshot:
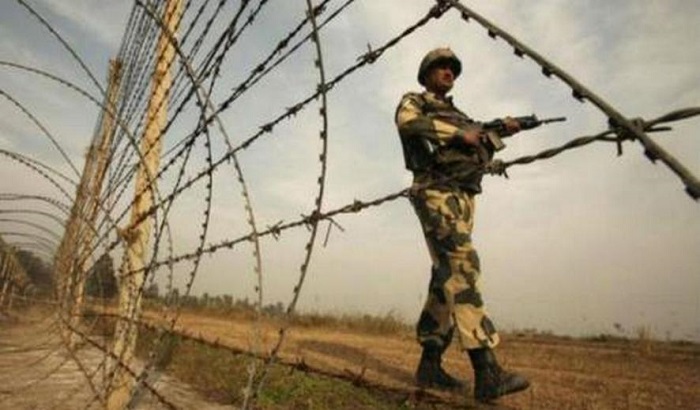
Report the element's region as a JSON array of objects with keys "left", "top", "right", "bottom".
[{"left": 395, "top": 91, "right": 499, "bottom": 352}]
